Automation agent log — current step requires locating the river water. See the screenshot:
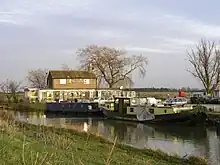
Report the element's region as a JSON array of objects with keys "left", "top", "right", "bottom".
[{"left": 5, "top": 111, "right": 220, "bottom": 165}]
